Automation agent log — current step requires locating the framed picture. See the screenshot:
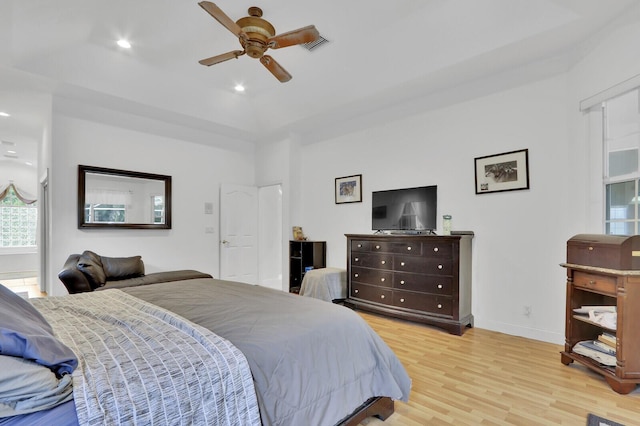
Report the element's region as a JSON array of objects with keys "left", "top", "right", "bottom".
[
  {"left": 474, "top": 149, "right": 530, "bottom": 194},
  {"left": 292, "top": 226, "right": 306, "bottom": 241},
  {"left": 335, "top": 174, "right": 362, "bottom": 204}
]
